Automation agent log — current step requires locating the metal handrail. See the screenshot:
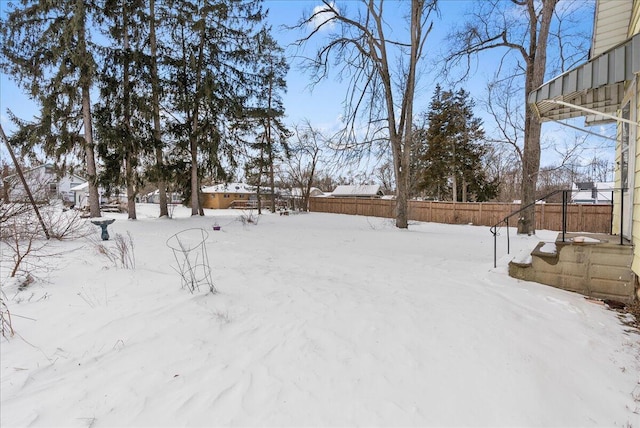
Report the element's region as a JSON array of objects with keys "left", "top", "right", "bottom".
[{"left": 490, "top": 187, "right": 627, "bottom": 268}]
